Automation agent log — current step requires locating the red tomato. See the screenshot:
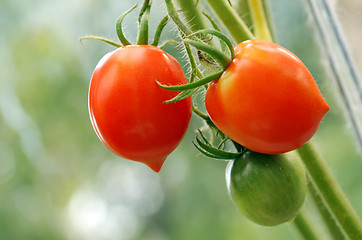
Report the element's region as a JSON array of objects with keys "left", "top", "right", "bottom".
[
  {"left": 205, "top": 39, "right": 329, "bottom": 154},
  {"left": 89, "top": 45, "right": 192, "bottom": 172}
]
